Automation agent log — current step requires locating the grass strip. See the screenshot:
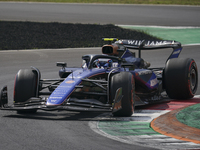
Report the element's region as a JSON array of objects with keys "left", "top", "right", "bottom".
[
  {"left": 98, "top": 121, "right": 160, "bottom": 136},
  {"left": 176, "top": 103, "right": 200, "bottom": 129}
]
